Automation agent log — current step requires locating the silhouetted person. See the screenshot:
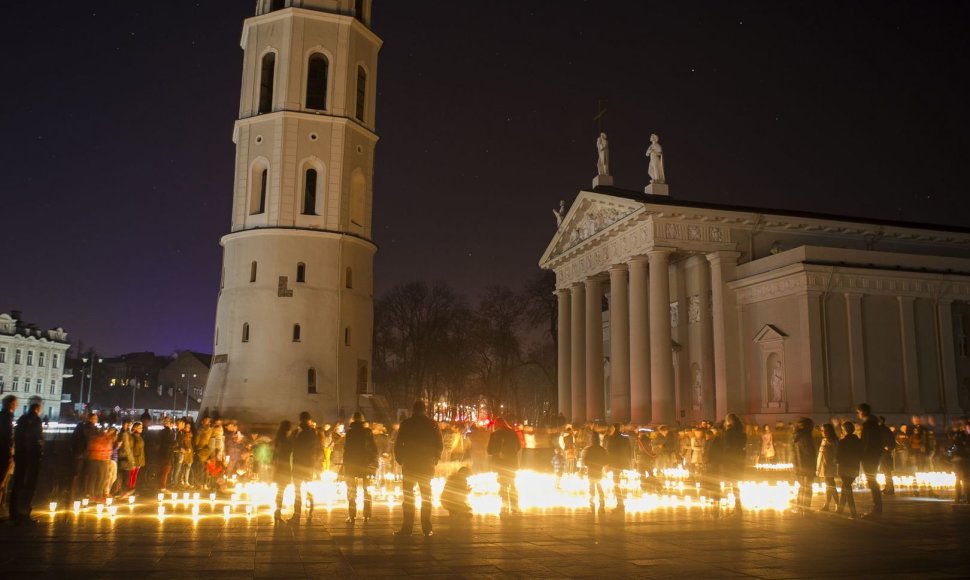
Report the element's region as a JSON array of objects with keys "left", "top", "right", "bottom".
[
  {"left": 291, "top": 411, "right": 322, "bottom": 524},
  {"left": 68, "top": 411, "right": 98, "bottom": 502},
  {"left": 9, "top": 402, "right": 43, "bottom": 523},
  {"left": 343, "top": 412, "right": 378, "bottom": 523},
  {"left": 816, "top": 423, "right": 839, "bottom": 511},
  {"left": 488, "top": 418, "right": 521, "bottom": 516},
  {"left": 272, "top": 420, "right": 293, "bottom": 525},
  {"left": 720, "top": 414, "right": 747, "bottom": 517},
  {"left": 856, "top": 403, "right": 883, "bottom": 518},
  {"left": 442, "top": 466, "right": 472, "bottom": 519},
  {"left": 605, "top": 423, "right": 632, "bottom": 509},
  {"left": 877, "top": 416, "right": 896, "bottom": 496},
  {"left": 836, "top": 421, "right": 863, "bottom": 517},
  {"left": 0, "top": 395, "right": 17, "bottom": 518},
  {"left": 394, "top": 400, "right": 442, "bottom": 537},
  {"left": 582, "top": 431, "right": 609, "bottom": 513}
]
